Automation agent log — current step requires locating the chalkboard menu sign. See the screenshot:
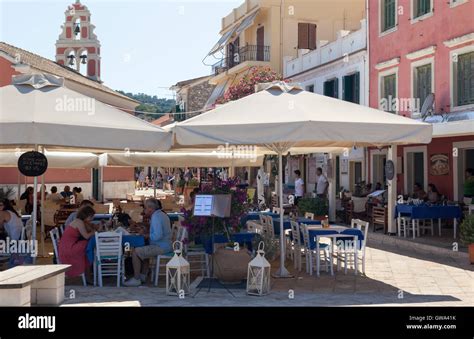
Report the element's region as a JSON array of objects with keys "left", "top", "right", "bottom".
[{"left": 18, "top": 151, "right": 48, "bottom": 177}]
